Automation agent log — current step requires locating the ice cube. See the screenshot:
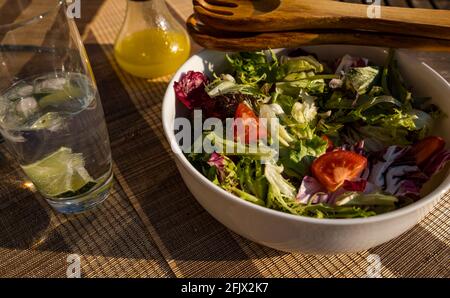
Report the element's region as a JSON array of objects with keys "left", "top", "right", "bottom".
[
  {"left": 0, "top": 94, "right": 26, "bottom": 128},
  {"left": 4, "top": 83, "right": 33, "bottom": 101},
  {"left": 16, "top": 97, "right": 38, "bottom": 118},
  {"left": 34, "top": 76, "right": 67, "bottom": 93},
  {"left": 16, "top": 85, "right": 34, "bottom": 97}
]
